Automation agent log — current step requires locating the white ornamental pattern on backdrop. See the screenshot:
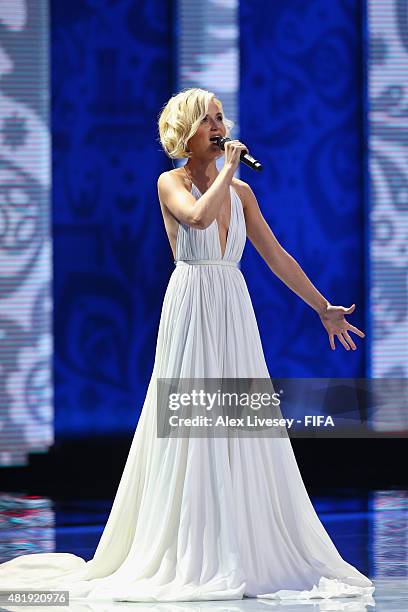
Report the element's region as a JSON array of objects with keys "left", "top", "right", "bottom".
[
  {"left": 368, "top": 0, "right": 408, "bottom": 431},
  {"left": 0, "top": 0, "right": 53, "bottom": 466}
]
